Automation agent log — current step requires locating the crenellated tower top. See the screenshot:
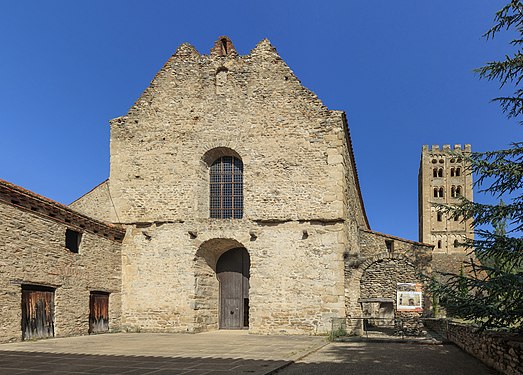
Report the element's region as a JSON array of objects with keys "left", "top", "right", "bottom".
[{"left": 422, "top": 144, "right": 471, "bottom": 153}]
